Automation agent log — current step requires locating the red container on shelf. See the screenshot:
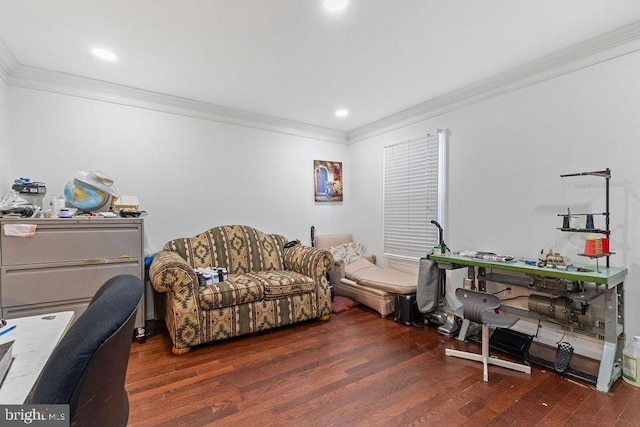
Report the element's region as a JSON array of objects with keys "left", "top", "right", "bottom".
[
  {"left": 584, "top": 237, "right": 597, "bottom": 256},
  {"left": 601, "top": 237, "right": 610, "bottom": 254},
  {"left": 595, "top": 238, "right": 603, "bottom": 255}
]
